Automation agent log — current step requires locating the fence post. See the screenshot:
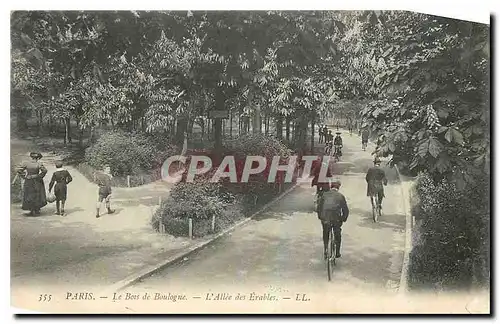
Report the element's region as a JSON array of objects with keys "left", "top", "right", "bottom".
[
  {"left": 159, "top": 217, "right": 164, "bottom": 233},
  {"left": 158, "top": 196, "right": 162, "bottom": 206},
  {"left": 188, "top": 218, "right": 193, "bottom": 239},
  {"left": 127, "top": 175, "right": 131, "bottom": 187},
  {"left": 211, "top": 215, "right": 216, "bottom": 232}
]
